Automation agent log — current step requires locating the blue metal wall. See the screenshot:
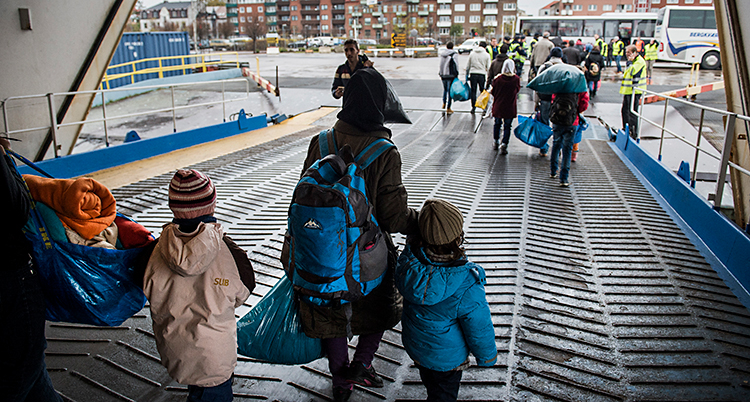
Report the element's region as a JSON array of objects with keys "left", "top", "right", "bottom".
[{"left": 107, "top": 32, "right": 191, "bottom": 89}]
